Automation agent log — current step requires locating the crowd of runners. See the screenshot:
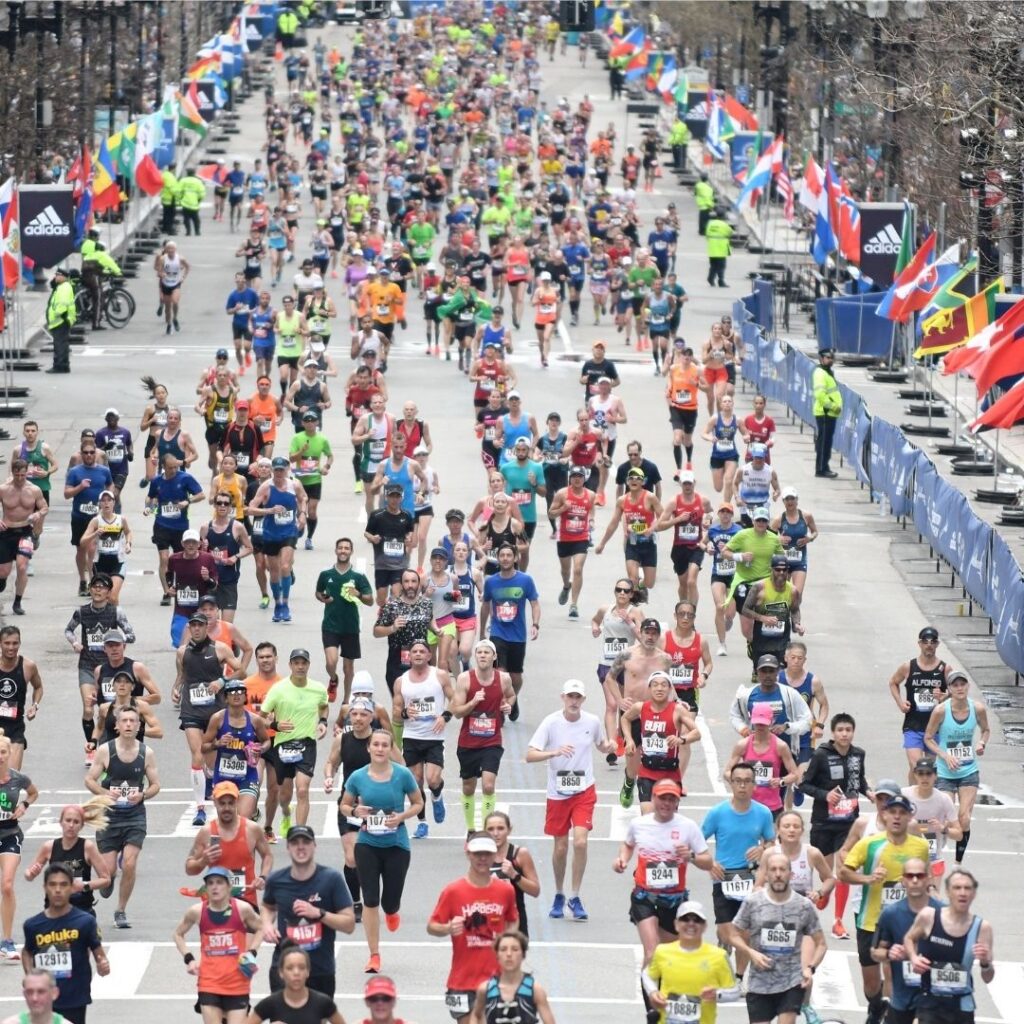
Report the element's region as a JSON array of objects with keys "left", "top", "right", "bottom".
[{"left": 0, "top": 4, "right": 1001, "bottom": 1024}]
